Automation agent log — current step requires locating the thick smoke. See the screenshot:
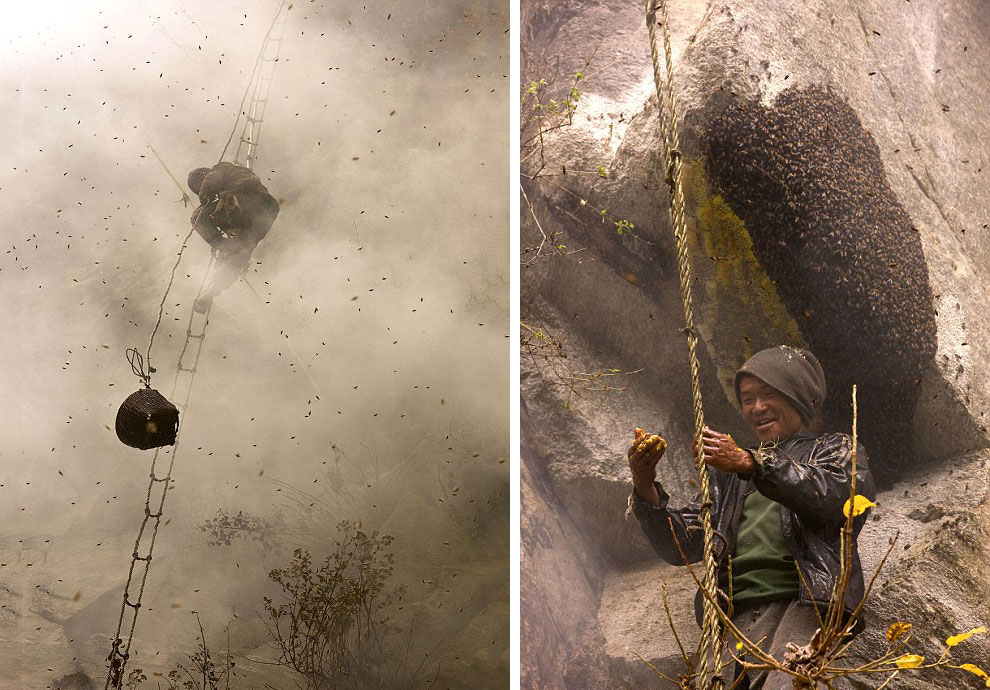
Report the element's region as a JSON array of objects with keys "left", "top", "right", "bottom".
[{"left": 0, "top": 1, "right": 508, "bottom": 688}]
